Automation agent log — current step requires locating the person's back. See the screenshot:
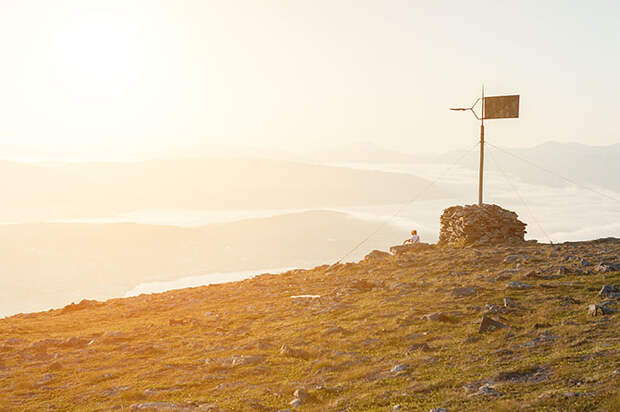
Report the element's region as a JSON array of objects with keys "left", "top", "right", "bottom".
[{"left": 403, "top": 229, "right": 420, "bottom": 245}]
